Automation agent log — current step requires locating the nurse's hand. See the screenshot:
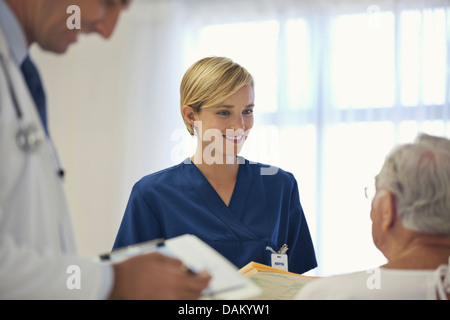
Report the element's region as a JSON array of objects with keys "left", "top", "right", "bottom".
[{"left": 108, "top": 252, "right": 211, "bottom": 300}]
